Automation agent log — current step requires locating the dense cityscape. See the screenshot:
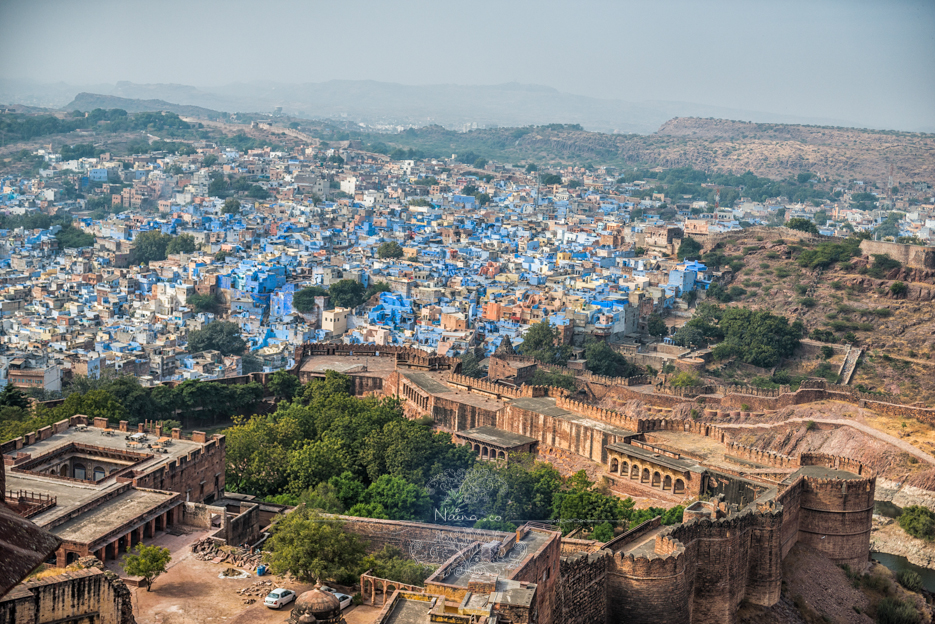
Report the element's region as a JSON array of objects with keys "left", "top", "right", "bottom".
[{"left": 2, "top": 2, "right": 935, "bottom": 624}]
